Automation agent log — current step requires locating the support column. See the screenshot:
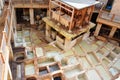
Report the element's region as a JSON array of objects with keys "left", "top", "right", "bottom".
[
  {"left": 109, "top": 27, "right": 117, "bottom": 38},
  {"left": 45, "top": 24, "right": 51, "bottom": 38},
  {"left": 64, "top": 38, "right": 71, "bottom": 51},
  {"left": 29, "top": 8, "right": 34, "bottom": 25},
  {"left": 94, "top": 23, "right": 102, "bottom": 36},
  {"left": 13, "top": 8, "right": 17, "bottom": 27}
]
